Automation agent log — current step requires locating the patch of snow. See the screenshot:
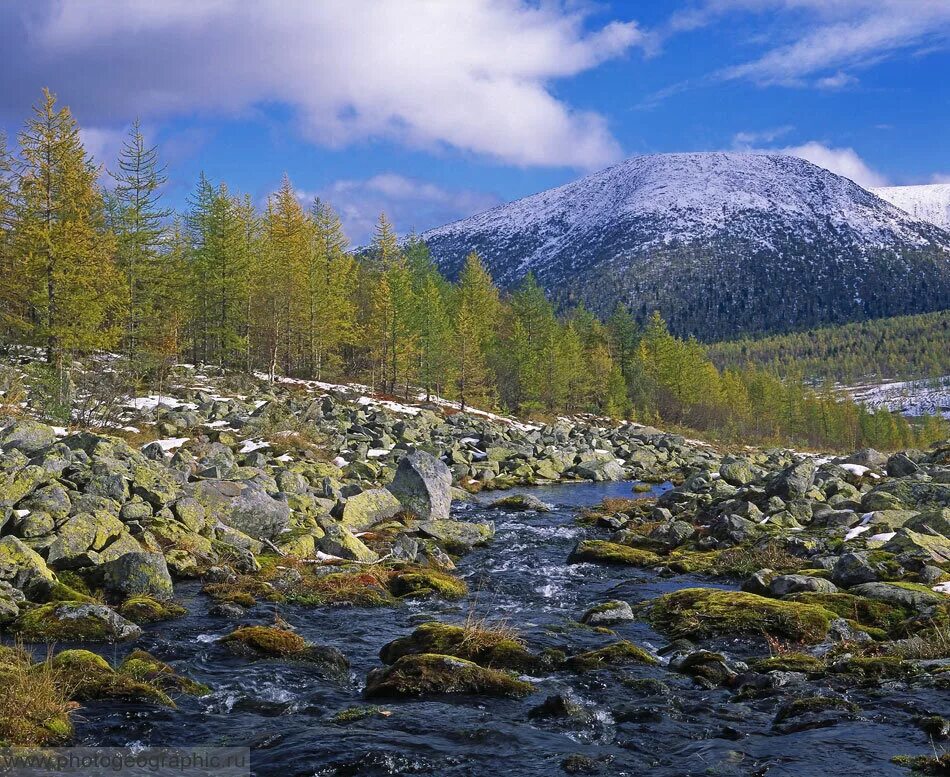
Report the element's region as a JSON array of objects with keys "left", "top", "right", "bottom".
[
  {"left": 367, "top": 448, "right": 390, "bottom": 458},
  {"left": 239, "top": 439, "right": 270, "bottom": 453},
  {"left": 332, "top": 456, "right": 348, "bottom": 468},
  {"left": 845, "top": 524, "right": 871, "bottom": 541},
  {"left": 867, "top": 532, "right": 896, "bottom": 542},
  {"left": 149, "top": 438, "right": 189, "bottom": 452},
  {"left": 840, "top": 463, "right": 870, "bottom": 477},
  {"left": 127, "top": 395, "right": 197, "bottom": 411},
  {"left": 932, "top": 582, "right": 950, "bottom": 595}
]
